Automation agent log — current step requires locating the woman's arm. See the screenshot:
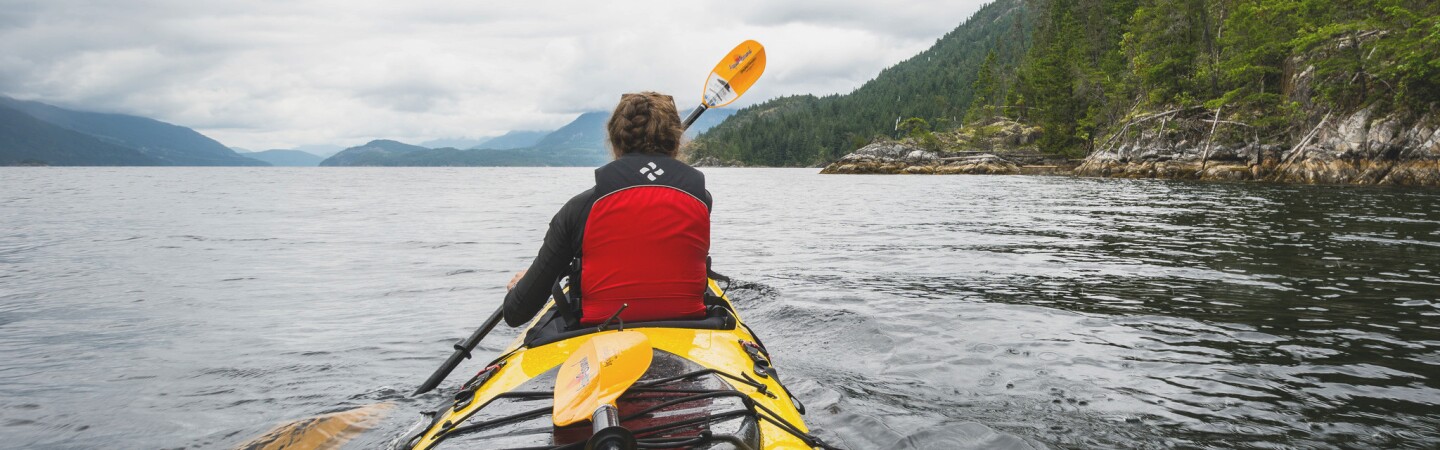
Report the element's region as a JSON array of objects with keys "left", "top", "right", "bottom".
[{"left": 502, "top": 189, "right": 592, "bottom": 327}]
